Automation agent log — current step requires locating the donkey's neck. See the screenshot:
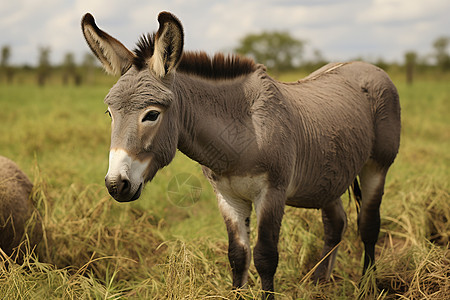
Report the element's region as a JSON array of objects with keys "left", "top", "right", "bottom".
[{"left": 173, "top": 72, "right": 261, "bottom": 175}]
